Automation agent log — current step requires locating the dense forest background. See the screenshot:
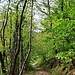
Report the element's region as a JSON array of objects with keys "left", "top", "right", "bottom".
[{"left": 0, "top": 0, "right": 75, "bottom": 75}]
